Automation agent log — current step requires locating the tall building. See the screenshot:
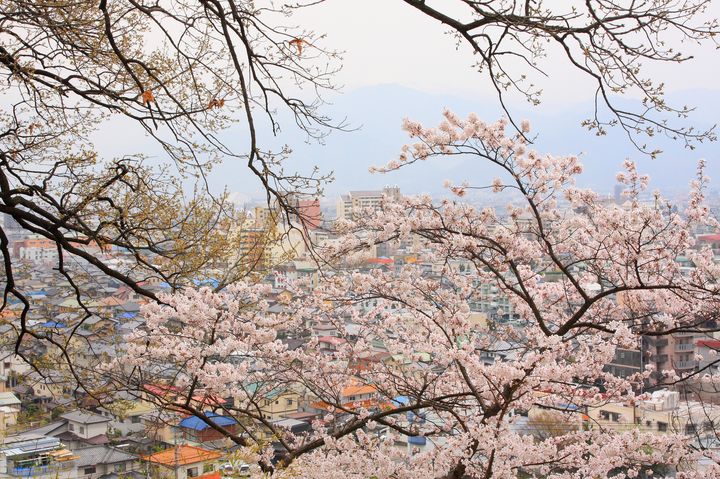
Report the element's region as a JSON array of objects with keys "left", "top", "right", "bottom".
[
  {"left": 11, "top": 235, "right": 58, "bottom": 263},
  {"left": 336, "top": 186, "right": 401, "bottom": 221},
  {"left": 289, "top": 198, "right": 321, "bottom": 230},
  {"left": 613, "top": 184, "right": 625, "bottom": 204},
  {"left": 1, "top": 214, "right": 25, "bottom": 241}
]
